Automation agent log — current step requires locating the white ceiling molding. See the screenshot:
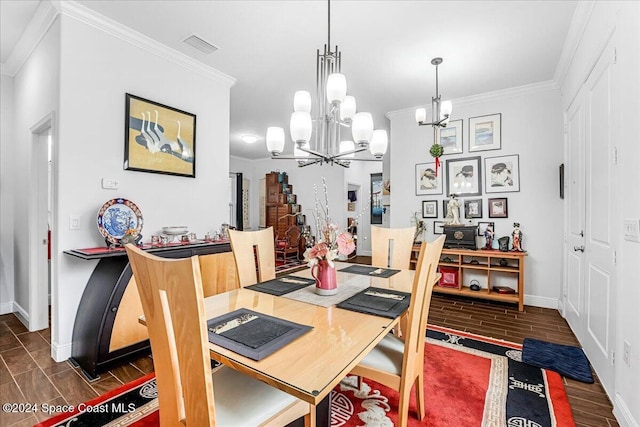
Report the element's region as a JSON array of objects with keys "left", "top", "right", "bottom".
[
  {"left": 553, "top": 1, "right": 596, "bottom": 90},
  {"left": 57, "top": 1, "right": 236, "bottom": 87},
  {"left": 386, "top": 80, "right": 558, "bottom": 121},
  {"left": 0, "top": 1, "right": 59, "bottom": 77}
]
